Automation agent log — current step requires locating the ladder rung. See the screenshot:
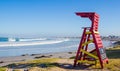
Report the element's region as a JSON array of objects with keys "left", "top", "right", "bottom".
[
  {"left": 85, "top": 31, "right": 99, "bottom": 34},
  {"left": 80, "top": 49, "right": 98, "bottom": 59},
  {"left": 85, "top": 31, "right": 92, "bottom": 34},
  {"left": 82, "top": 40, "right": 93, "bottom": 46}
]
